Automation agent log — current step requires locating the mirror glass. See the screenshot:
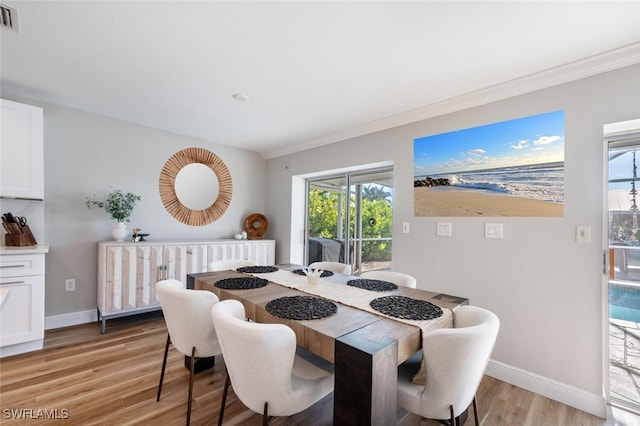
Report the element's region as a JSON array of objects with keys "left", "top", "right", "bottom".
[{"left": 175, "top": 163, "right": 219, "bottom": 210}]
